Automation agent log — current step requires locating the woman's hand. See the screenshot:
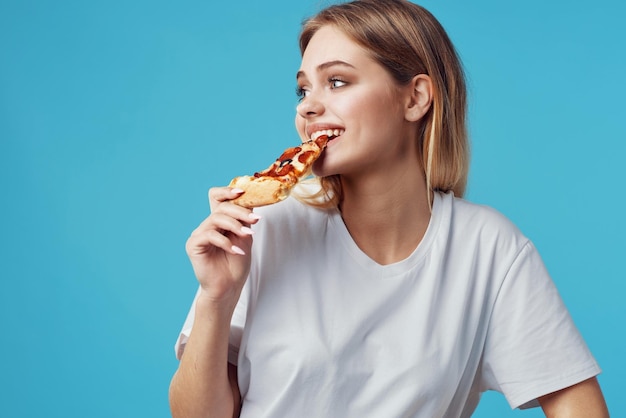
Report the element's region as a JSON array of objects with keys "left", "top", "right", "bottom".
[{"left": 185, "top": 187, "right": 261, "bottom": 304}]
